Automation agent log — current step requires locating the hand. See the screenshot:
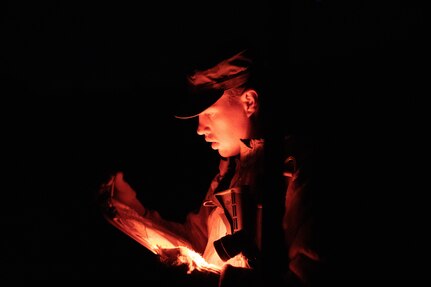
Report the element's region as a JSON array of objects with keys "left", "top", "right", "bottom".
[{"left": 157, "top": 246, "right": 222, "bottom": 275}]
